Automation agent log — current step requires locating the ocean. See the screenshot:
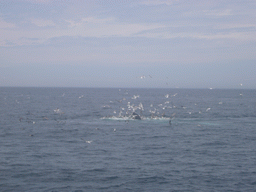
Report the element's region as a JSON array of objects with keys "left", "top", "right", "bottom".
[{"left": 1, "top": 87, "right": 256, "bottom": 191}]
